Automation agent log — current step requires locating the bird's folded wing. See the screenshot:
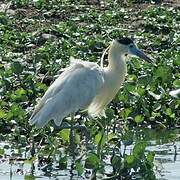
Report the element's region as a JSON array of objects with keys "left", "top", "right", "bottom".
[{"left": 29, "top": 61, "right": 104, "bottom": 127}]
